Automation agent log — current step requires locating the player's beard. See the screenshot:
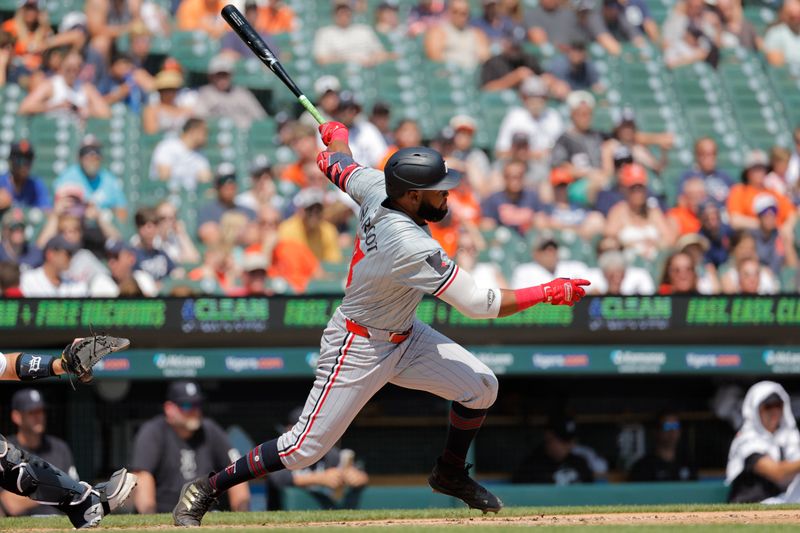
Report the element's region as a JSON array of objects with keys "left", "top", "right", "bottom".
[{"left": 417, "top": 199, "right": 448, "bottom": 222}]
